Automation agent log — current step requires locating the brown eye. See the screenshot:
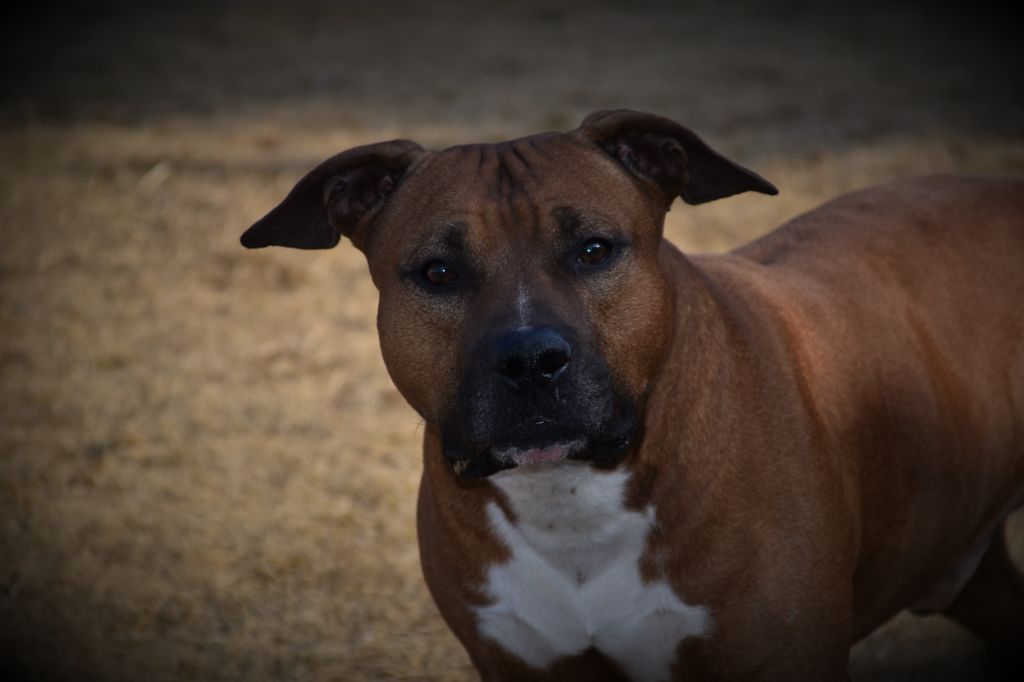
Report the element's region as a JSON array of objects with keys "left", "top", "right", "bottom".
[
  {"left": 422, "top": 260, "right": 457, "bottom": 286},
  {"left": 579, "top": 239, "right": 611, "bottom": 265}
]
